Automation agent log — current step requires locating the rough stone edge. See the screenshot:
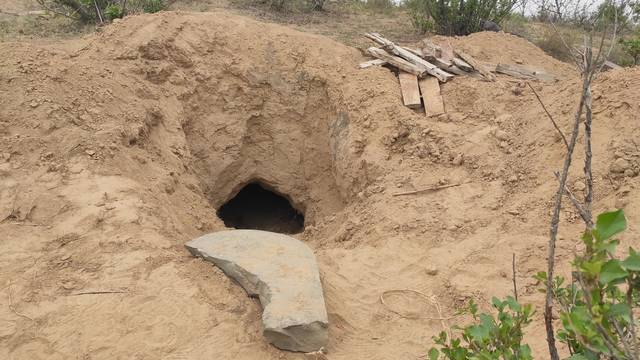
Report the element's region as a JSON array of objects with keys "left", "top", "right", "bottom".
[{"left": 185, "top": 241, "right": 328, "bottom": 352}]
